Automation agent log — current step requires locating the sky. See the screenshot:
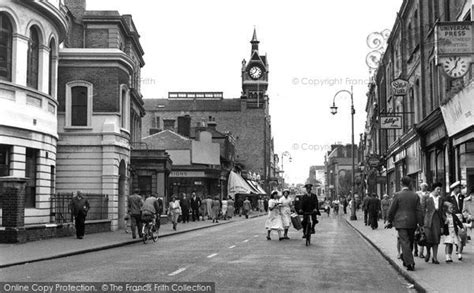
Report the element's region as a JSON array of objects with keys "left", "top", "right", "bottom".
[{"left": 87, "top": 0, "right": 404, "bottom": 184}]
